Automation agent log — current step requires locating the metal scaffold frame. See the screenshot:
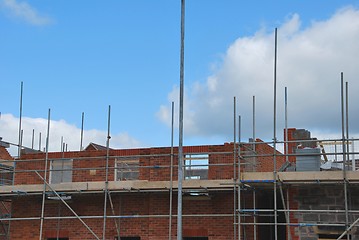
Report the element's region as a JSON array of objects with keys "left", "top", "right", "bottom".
[
  {"left": 2, "top": 79, "right": 359, "bottom": 238},
  {"left": 233, "top": 65, "right": 357, "bottom": 240},
  {"left": 1, "top": 127, "right": 359, "bottom": 239},
  {"left": 0, "top": 6, "right": 357, "bottom": 240}
]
